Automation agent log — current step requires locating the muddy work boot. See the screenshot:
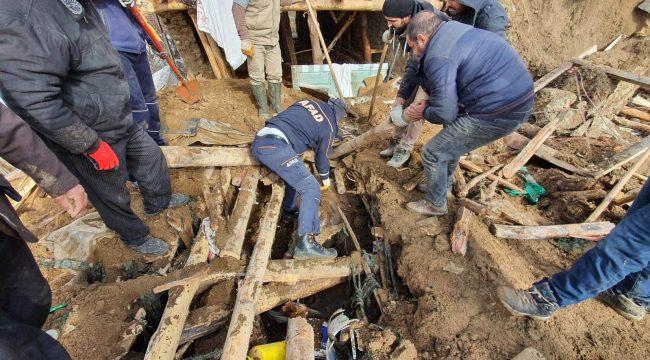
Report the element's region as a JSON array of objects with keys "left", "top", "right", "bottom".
[
  {"left": 406, "top": 199, "right": 447, "bottom": 216},
  {"left": 145, "top": 193, "right": 189, "bottom": 215},
  {"left": 386, "top": 147, "right": 410, "bottom": 168},
  {"left": 599, "top": 289, "right": 647, "bottom": 321},
  {"left": 128, "top": 235, "right": 170, "bottom": 256},
  {"left": 252, "top": 83, "right": 271, "bottom": 120},
  {"left": 268, "top": 81, "right": 282, "bottom": 114},
  {"left": 379, "top": 138, "right": 399, "bottom": 158},
  {"left": 293, "top": 233, "right": 337, "bottom": 260},
  {"left": 497, "top": 286, "right": 559, "bottom": 321}
]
